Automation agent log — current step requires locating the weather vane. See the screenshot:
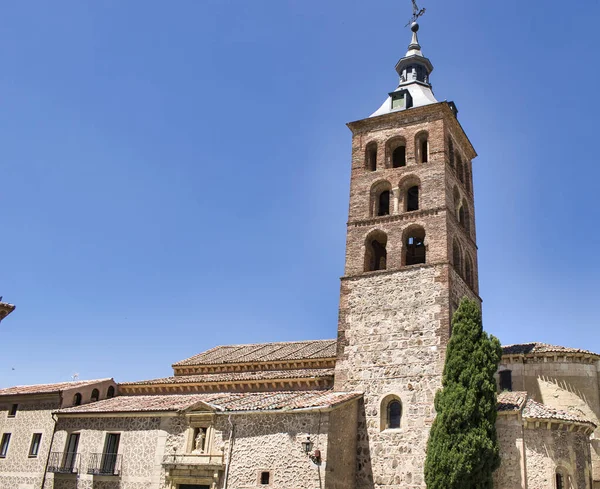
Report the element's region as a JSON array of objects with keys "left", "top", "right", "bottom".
[{"left": 406, "top": 0, "right": 426, "bottom": 27}]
